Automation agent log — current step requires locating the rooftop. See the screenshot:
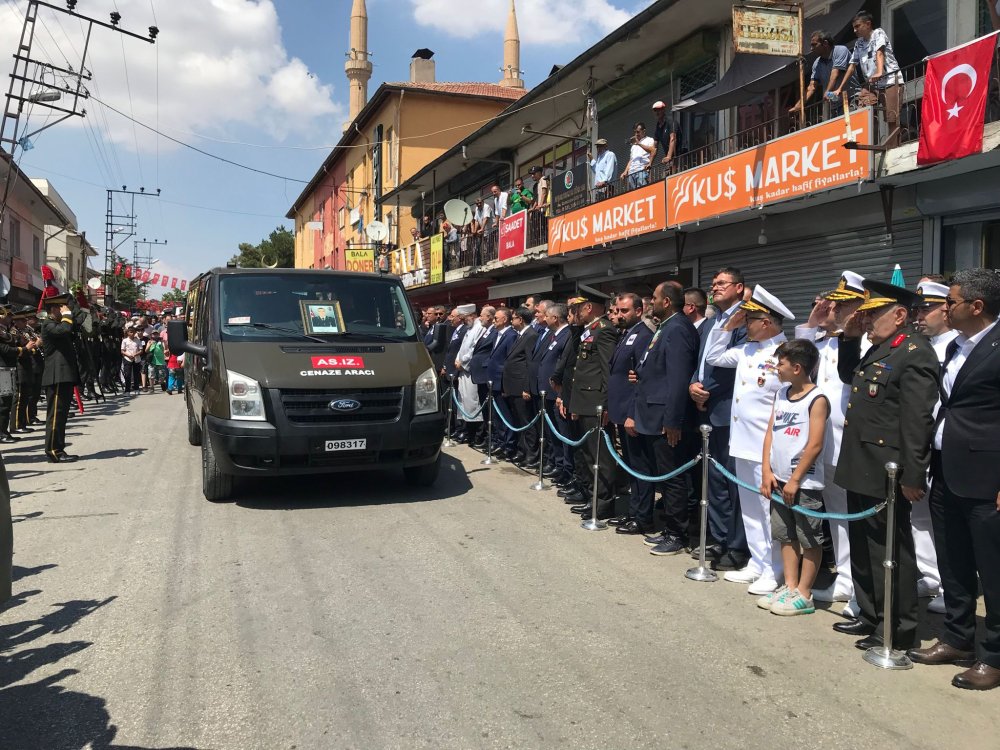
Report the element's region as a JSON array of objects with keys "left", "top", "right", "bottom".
[{"left": 383, "top": 81, "right": 526, "bottom": 101}]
